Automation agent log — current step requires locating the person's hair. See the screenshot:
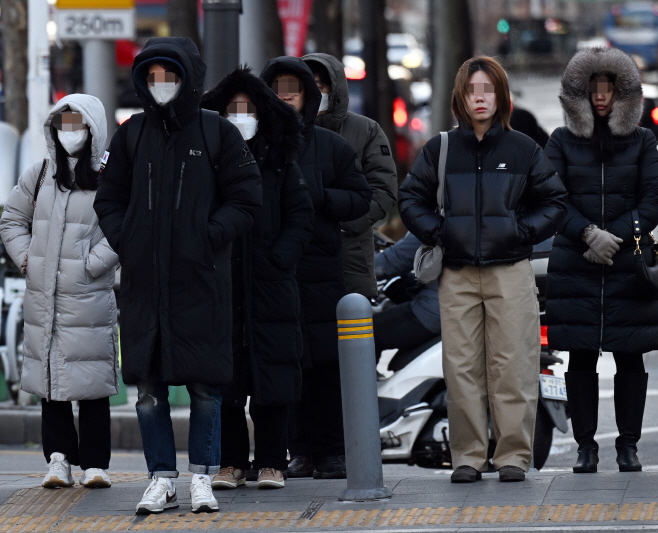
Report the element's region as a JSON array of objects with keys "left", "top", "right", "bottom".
[
  {"left": 307, "top": 61, "right": 331, "bottom": 88},
  {"left": 451, "top": 56, "right": 512, "bottom": 130},
  {"left": 590, "top": 72, "right": 616, "bottom": 162},
  {"left": 52, "top": 128, "right": 99, "bottom": 191}
]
